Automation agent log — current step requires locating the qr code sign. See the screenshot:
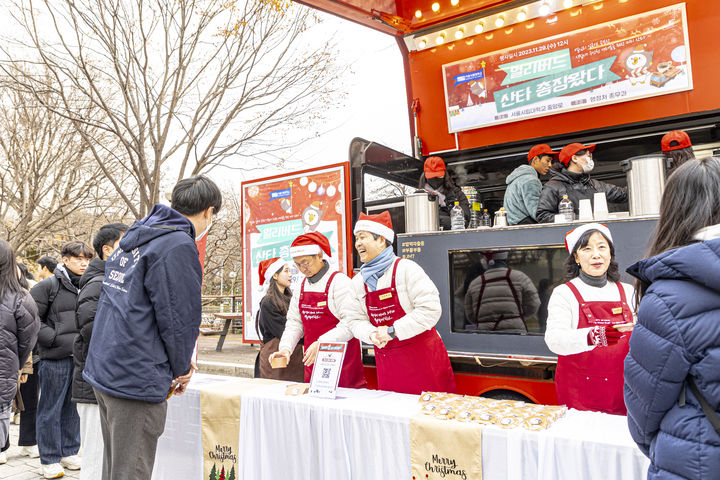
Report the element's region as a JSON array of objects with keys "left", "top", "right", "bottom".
[{"left": 321, "top": 368, "right": 331, "bottom": 379}]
